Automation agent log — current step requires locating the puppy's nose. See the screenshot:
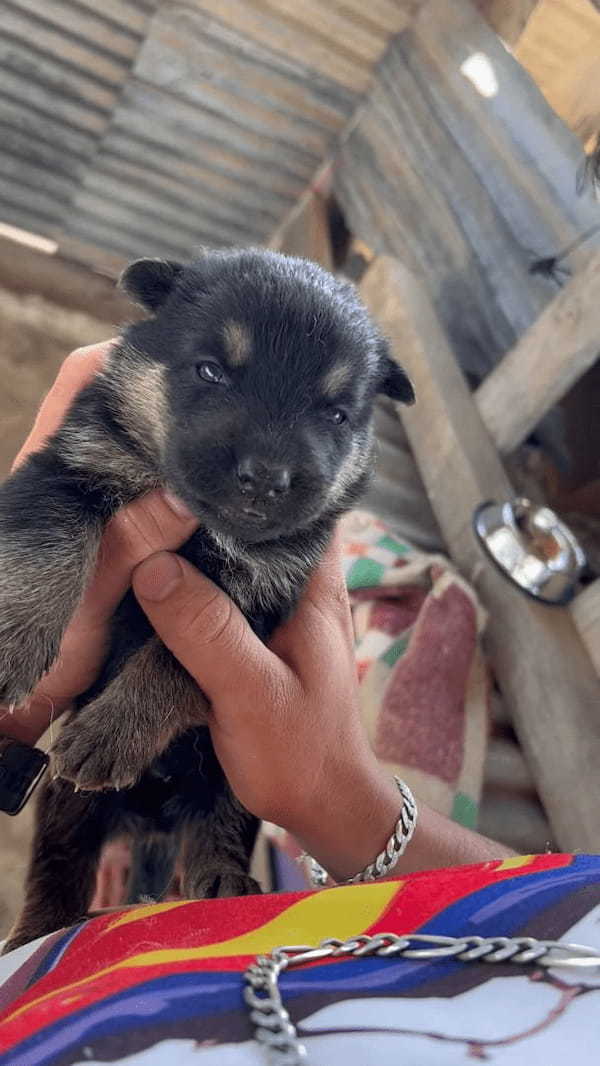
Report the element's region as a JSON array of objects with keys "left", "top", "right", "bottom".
[{"left": 237, "top": 456, "right": 291, "bottom": 497}]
